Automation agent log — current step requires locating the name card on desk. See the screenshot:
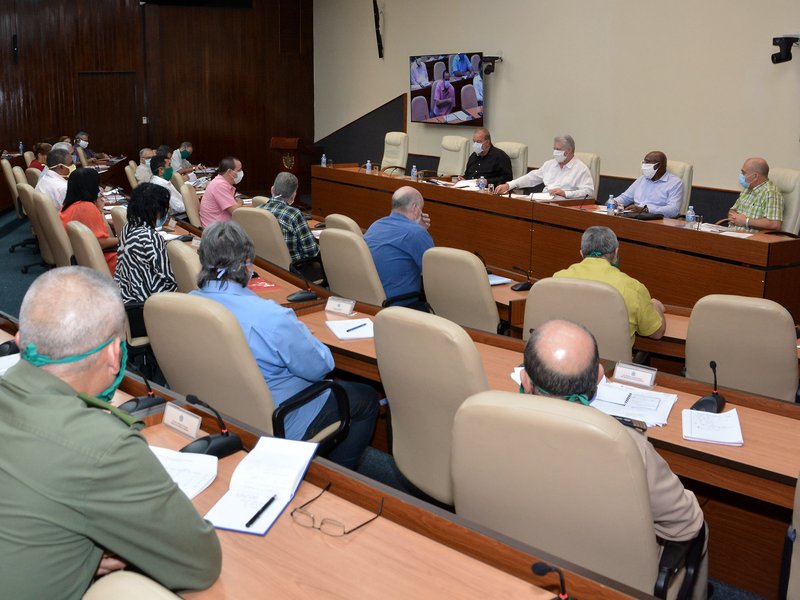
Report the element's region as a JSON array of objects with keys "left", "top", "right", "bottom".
[
  {"left": 613, "top": 362, "right": 657, "bottom": 388},
  {"left": 325, "top": 296, "right": 356, "bottom": 316},
  {"left": 163, "top": 403, "right": 202, "bottom": 439}
]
